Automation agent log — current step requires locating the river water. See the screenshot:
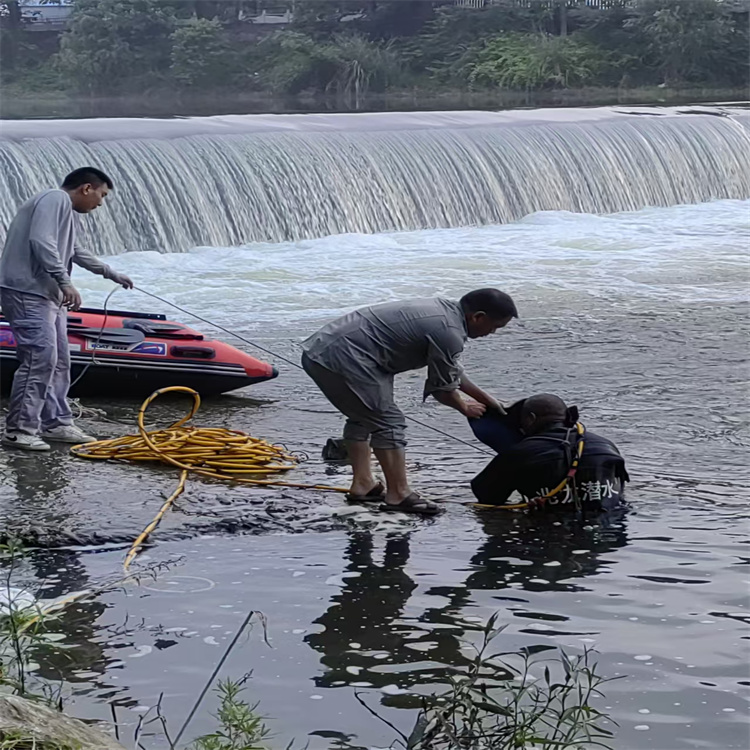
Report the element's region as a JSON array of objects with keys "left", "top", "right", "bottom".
[{"left": 0, "top": 197, "right": 747, "bottom": 749}]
